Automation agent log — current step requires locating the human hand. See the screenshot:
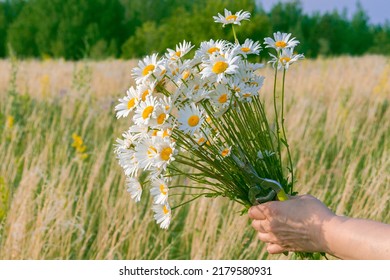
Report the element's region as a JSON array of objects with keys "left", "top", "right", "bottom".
[{"left": 248, "top": 194, "right": 335, "bottom": 254}]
